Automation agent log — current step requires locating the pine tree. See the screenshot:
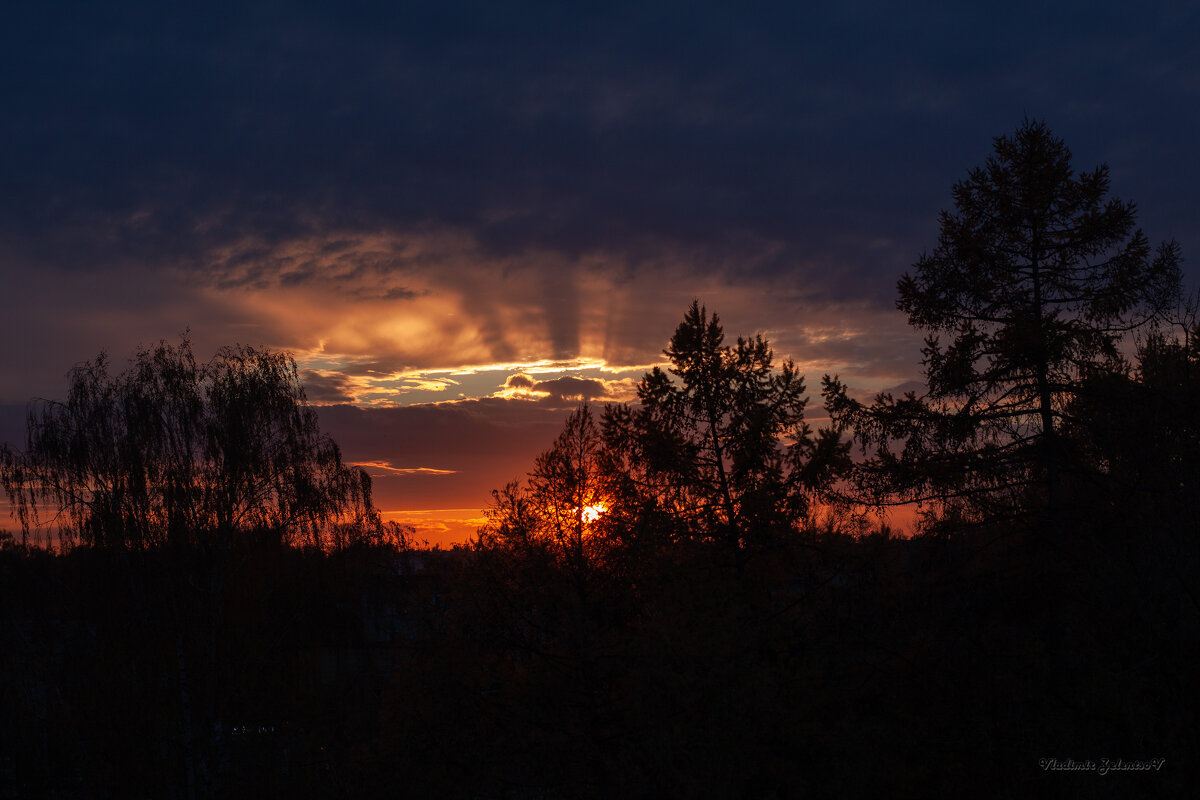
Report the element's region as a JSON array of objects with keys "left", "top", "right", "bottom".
[
  {"left": 826, "top": 121, "right": 1181, "bottom": 531},
  {"left": 606, "top": 301, "right": 848, "bottom": 550}
]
